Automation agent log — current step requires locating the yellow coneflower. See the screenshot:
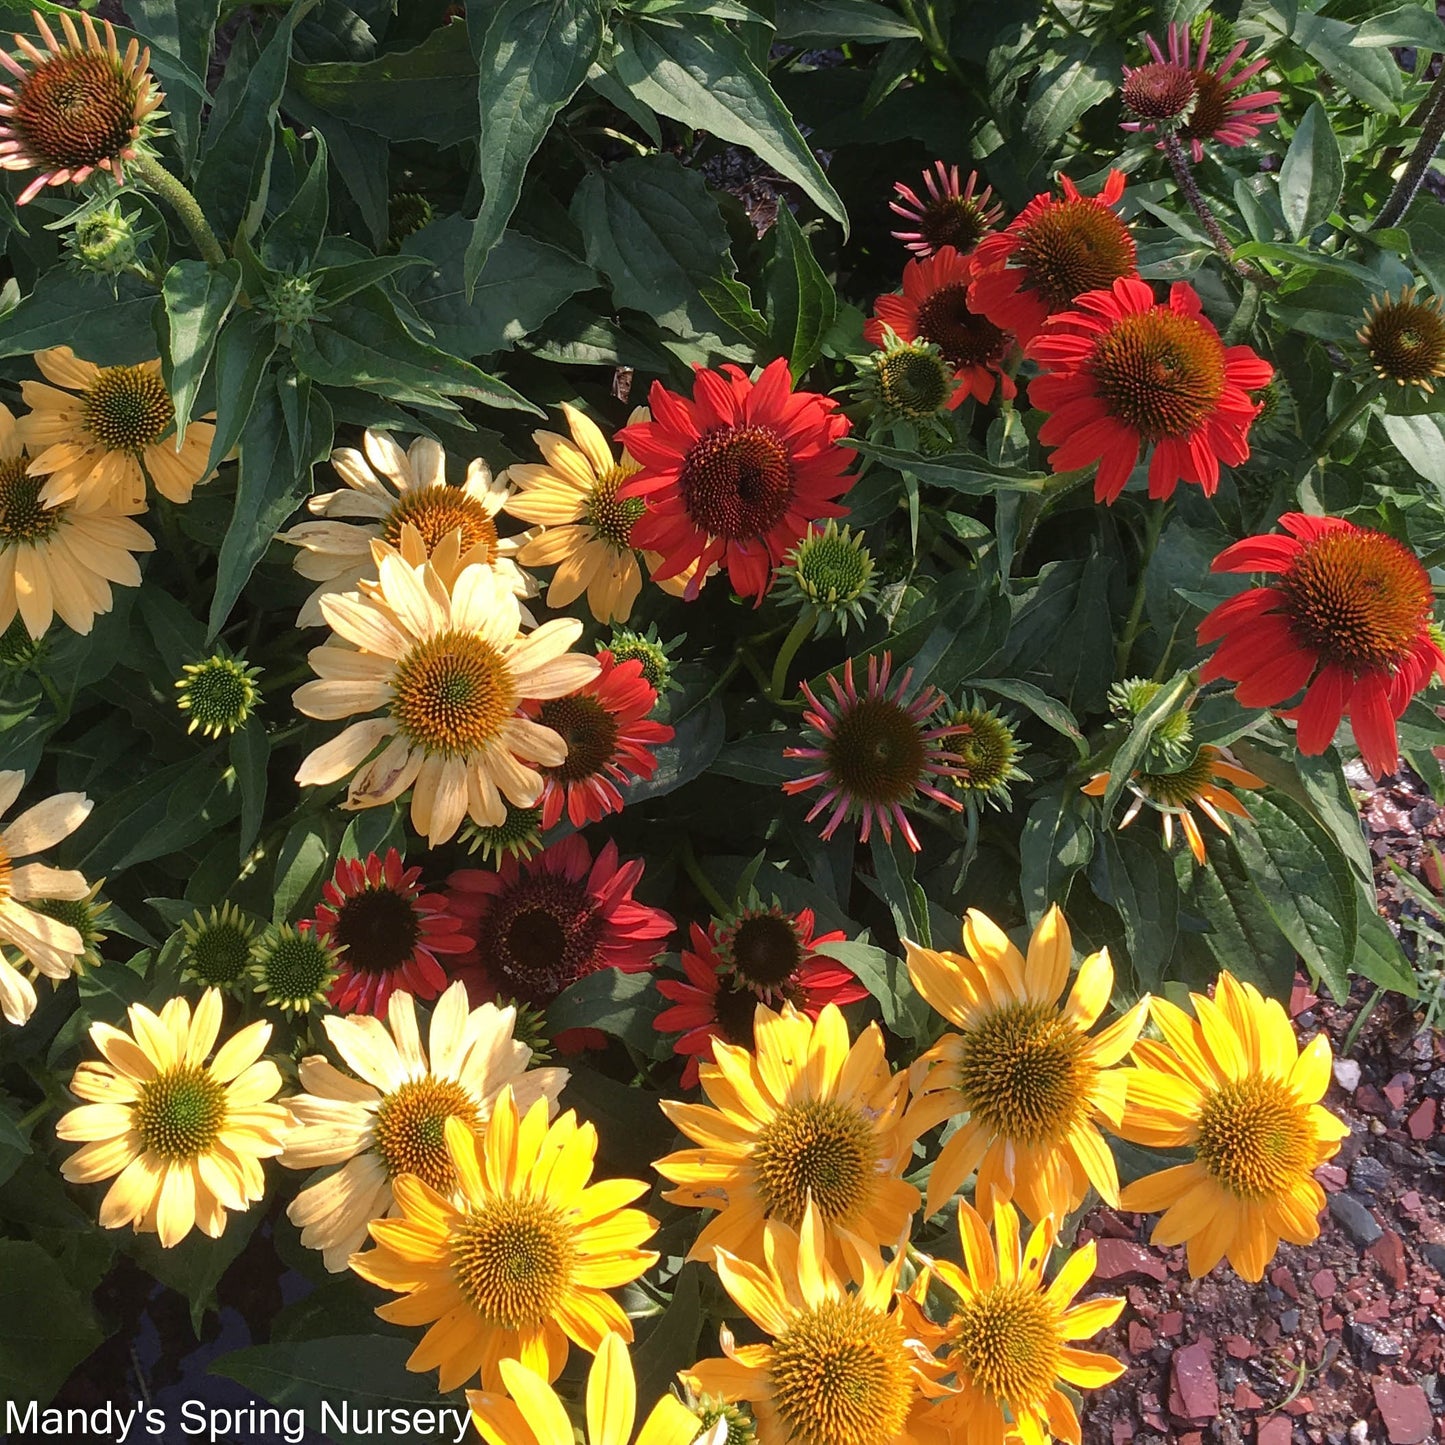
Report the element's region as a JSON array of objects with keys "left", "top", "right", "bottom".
[
  {"left": 17, "top": 348, "right": 216, "bottom": 512},
  {"left": 291, "top": 548, "right": 601, "bottom": 846},
  {"left": 55, "top": 989, "right": 287, "bottom": 1247},
  {"left": 0, "top": 769, "right": 93, "bottom": 1026},
  {"left": 903, "top": 1198, "right": 1125, "bottom": 1445},
  {"left": 468, "top": 1332, "right": 711, "bottom": 1445},
  {"left": 902, "top": 905, "right": 1148, "bottom": 1224},
  {"left": 653, "top": 1001, "right": 918, "bottom": 1283},
  {"left": 1117, "top": 970, "right": 1349, "bottom": 1281},
  {"left": 349, "top": 1092, "right": 659, "bottom": 1392},
  {"left": 682, "top": 1201, "right": 944, "bottom": 1445},
  {"left": 1081, "top": 744, "right": 1264, "bottom": 864}
]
